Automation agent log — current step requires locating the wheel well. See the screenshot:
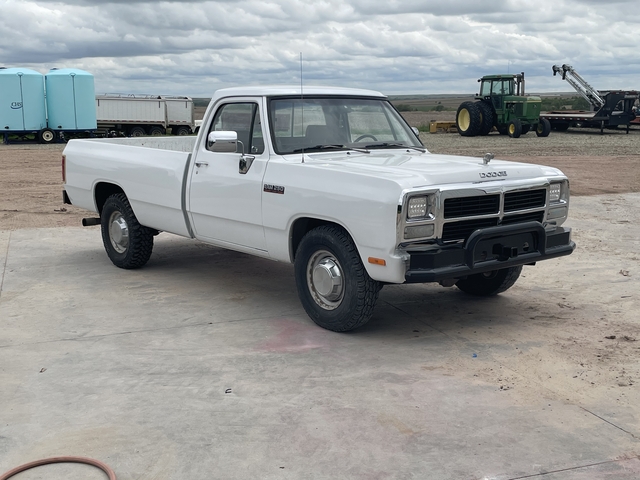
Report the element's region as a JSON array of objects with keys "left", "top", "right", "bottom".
[
  {"left": 94, "top": 182, "right": 125, "bottom": 214},
  {"left": 290, "top": 217, "right": 344, "bottom": 261}
]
